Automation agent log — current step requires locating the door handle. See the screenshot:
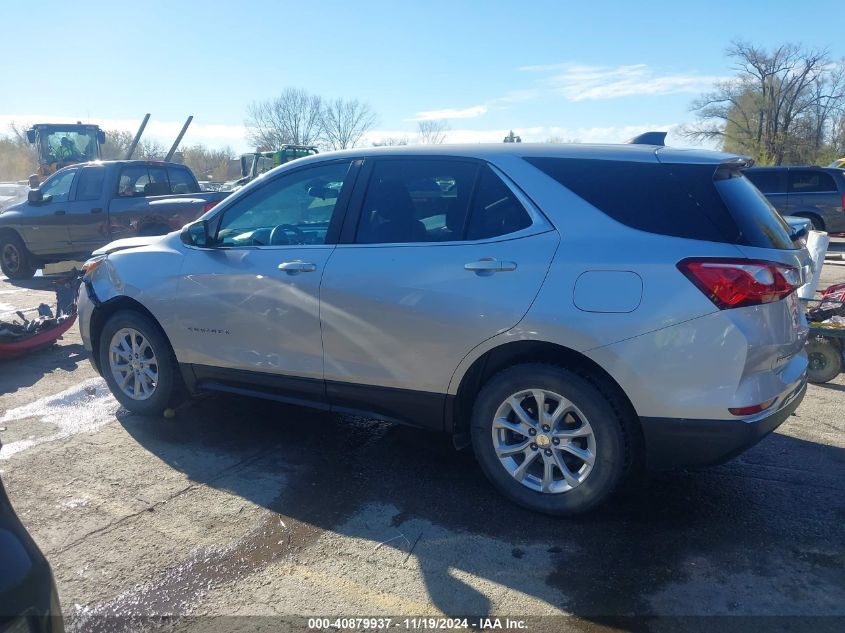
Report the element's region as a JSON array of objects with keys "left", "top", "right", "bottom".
[
  {"left": 278, "top": 261, "right": 317, "bottom": 274},
  {"left": 91, "top": 207, "right": 103, "bottom": 214},
  {"left": 53, "top": 209, "right": 66, "bottom": 216},
  {"left": 465, "top": 258, "right": 517, "bottom": 274}
]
